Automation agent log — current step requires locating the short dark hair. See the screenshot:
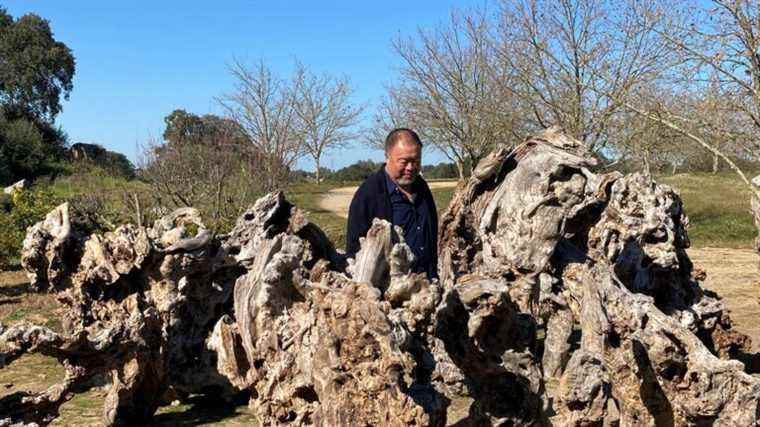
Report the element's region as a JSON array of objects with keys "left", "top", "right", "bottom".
[{"left": 384, "top": 128, "right": 422, "bottom": 153}]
